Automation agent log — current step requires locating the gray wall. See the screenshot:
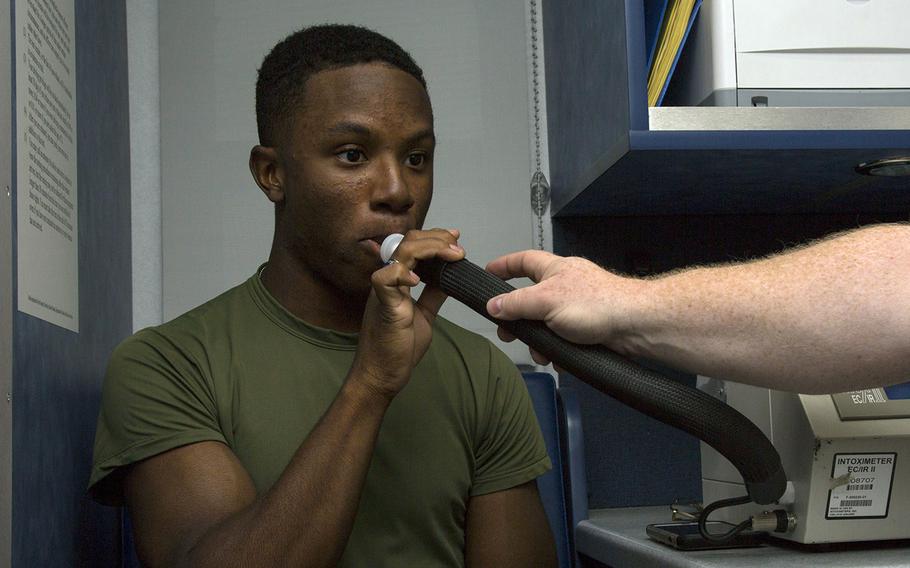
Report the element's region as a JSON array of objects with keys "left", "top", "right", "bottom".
[
  {"left": 159, "top": 0, "right": 539, "bottom": 362},
  {"left": 128, "top": 0, "right": 161, "bottom": 332},
  {"left": 10, "top": 0, "right": 131, "bottom": 565}
]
